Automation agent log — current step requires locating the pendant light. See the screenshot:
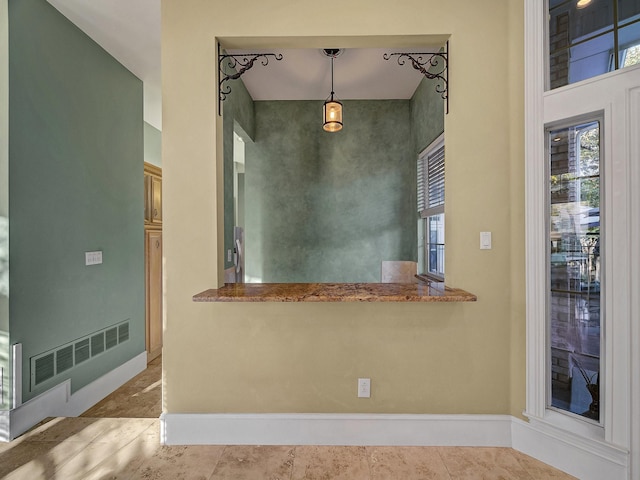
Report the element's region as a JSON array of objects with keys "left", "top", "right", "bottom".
[{"left": 323, "top": 49, "right": 343, "bottom": 132}]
